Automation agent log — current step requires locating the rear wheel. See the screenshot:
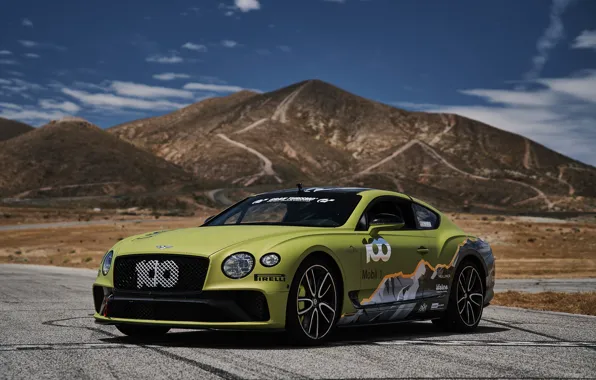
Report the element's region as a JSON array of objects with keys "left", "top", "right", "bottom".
[
  {"left": 115, "top": 324, "right": 170, "bottom": 338},
  {"left": 432, "top": 260, "right": 485, "bottom": 332},
  {"left": 286, "top": 258, "right": 340, "bottom": 345}
]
